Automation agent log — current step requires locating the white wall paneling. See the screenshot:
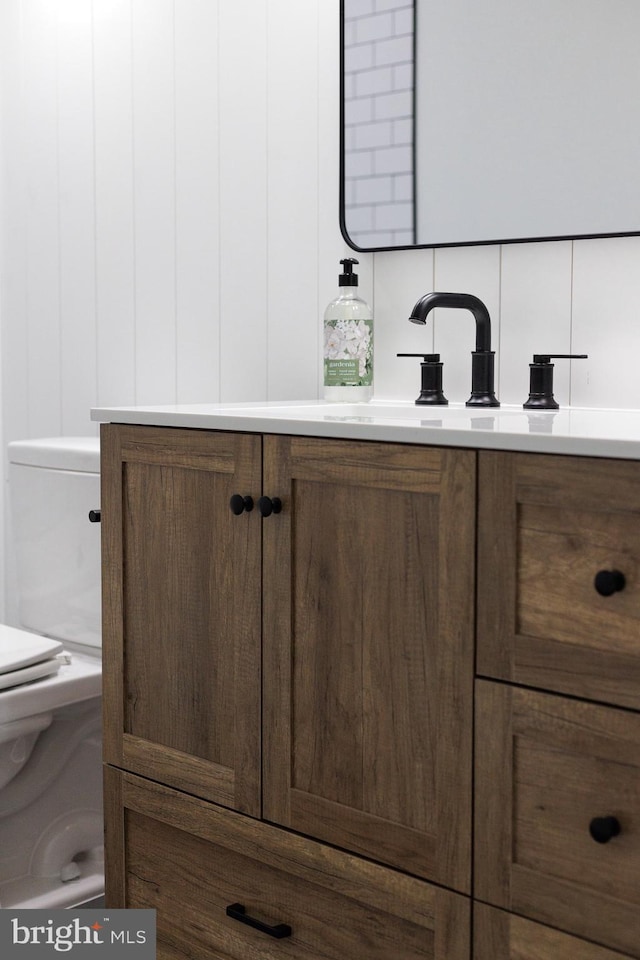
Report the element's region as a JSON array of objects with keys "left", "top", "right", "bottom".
[
  {"left": 432, "top": 245, "right": 501, "bottom": 405},
  {"left": 571, "top": 236, "right": 640, "bottom": 411},
  {"left": 218, "top": 0, "right": 268, "bottom": 402},
  {"left": 499, "top": 241, "right": 573, "bottom": 407},
  {"left": 131, "top": 0, "right": 176, "bottom": 405},
  {"left": 58, "top": 0, "right": 97, "bottom": 435},
  {"left": 267, "top": 0, "right": 321, "bottom": 401},
  {"left": 93, "top": 0, "right": 136, "bottom": 411},
  {"left": 24, "top": 0, "right": 61, "bottom": 438},
  {"left": 3, "top": 0, "right": 640, "bottom": 627},
  {"left": 1, "top": 0, "right": 29, "bottom": 448},
  {"left": 174, "top": 0, "right": 220, "bottom": 404},
  {"left": 374, "top": 247, "right": 434, "bottom": 400}
]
